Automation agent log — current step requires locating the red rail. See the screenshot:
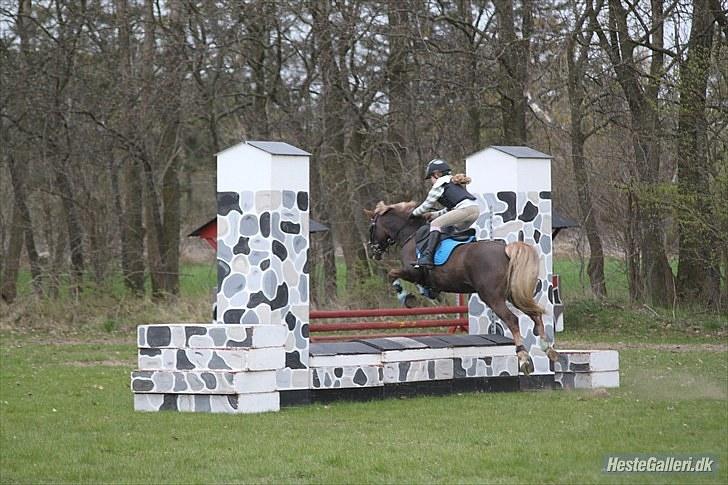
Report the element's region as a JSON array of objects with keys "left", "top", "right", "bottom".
[
  {"left": 310, "top": 305, "right": 467, "bottom": 319},
  {"left": 311, "top": 332, "right": 456, "bottom": 342},
  {"left": 310, "top": 318, "right": 467, "bottom": 332},
  {"left": 309, "top": 295, "right": 470, "bottom": 340}
]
